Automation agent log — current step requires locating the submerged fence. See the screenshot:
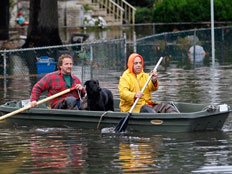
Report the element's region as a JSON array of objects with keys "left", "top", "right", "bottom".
[
  {"left": 1, "top": 26, "right": 232, "bottom": 99},
  {"left": 0, "top": 37, "right": 130, "bottom": 101},
  {"left": 135, "top": 26, "right": 232, "bottom": 65},
  {"left": 0, "top": 38, "right": 127, "bottom": 96},
  {"left": 2, "top": 26, "right": 232, "bottom": 79}
]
